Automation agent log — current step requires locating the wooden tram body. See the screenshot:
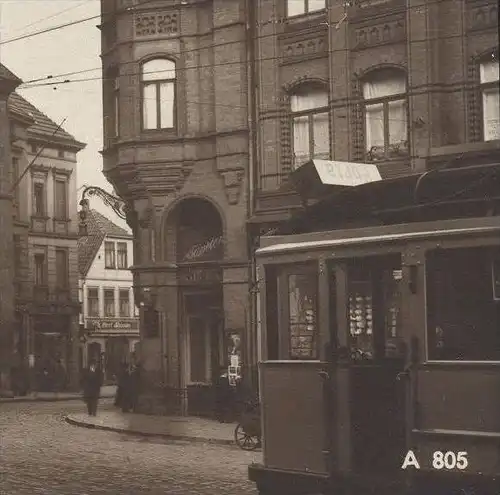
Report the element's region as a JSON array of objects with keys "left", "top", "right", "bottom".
[{"left": 248, "top": 164, "right": 500, "bottom": 495}]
